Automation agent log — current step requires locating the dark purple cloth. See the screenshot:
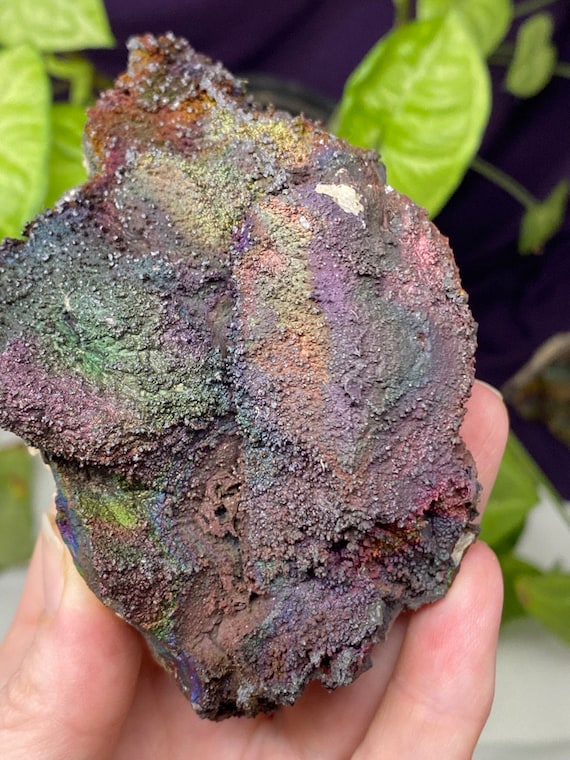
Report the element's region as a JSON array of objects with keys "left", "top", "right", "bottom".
[{"left": 94, "top": 1, "right": 570, "bottom": 495}]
